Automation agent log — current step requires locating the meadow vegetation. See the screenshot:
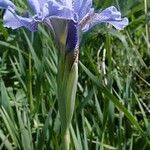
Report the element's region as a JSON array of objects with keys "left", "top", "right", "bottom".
[{"left": 0, "top": 0, "right": 150, "bottom": 149}]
